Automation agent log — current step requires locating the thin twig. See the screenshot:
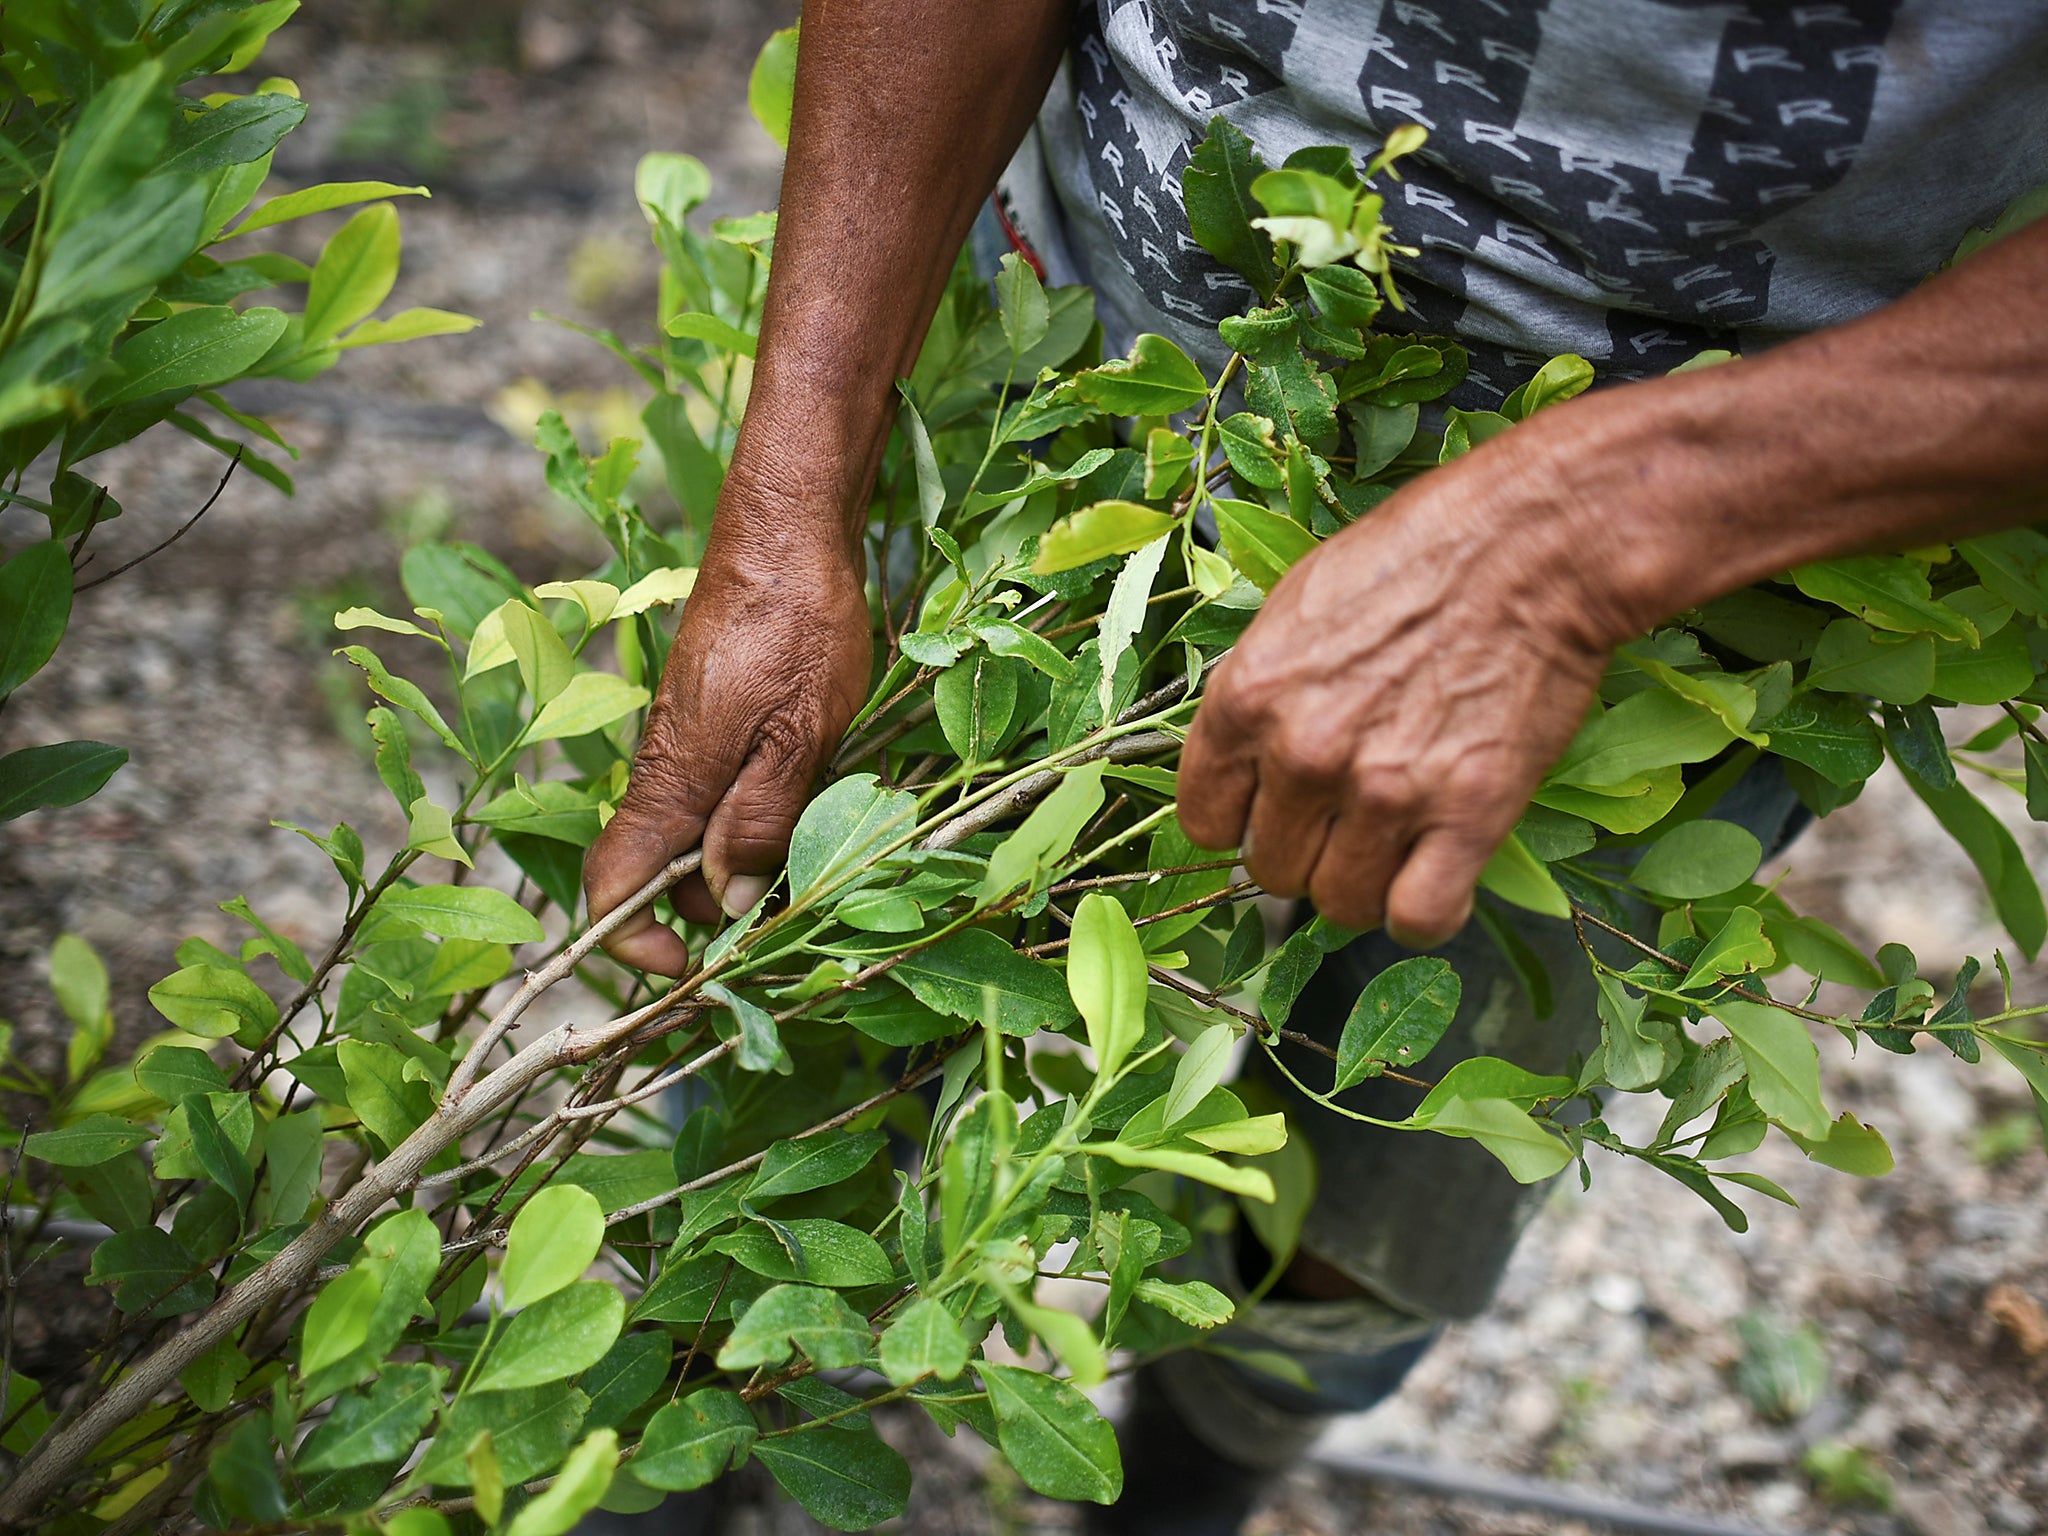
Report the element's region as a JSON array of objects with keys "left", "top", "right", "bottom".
[{"left": 75, "top": 451, "right": 240, "bottom": 592}]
